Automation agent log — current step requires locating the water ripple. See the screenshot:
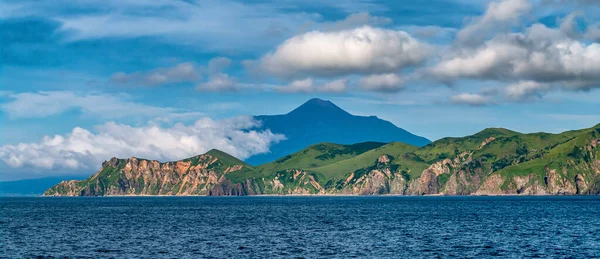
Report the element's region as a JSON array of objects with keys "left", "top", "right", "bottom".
[{"left": 1, "top": 196, "right": 600, "bottom": 258}]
